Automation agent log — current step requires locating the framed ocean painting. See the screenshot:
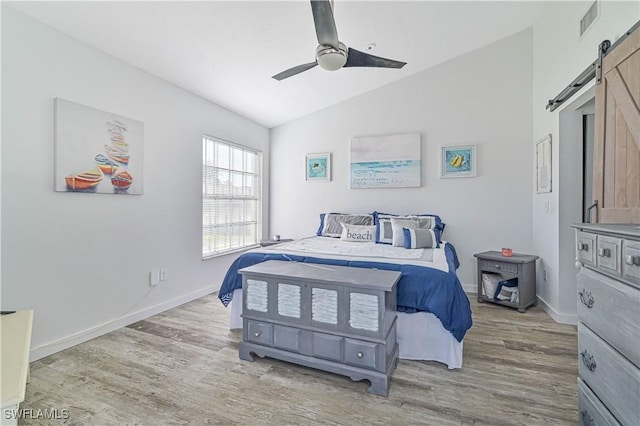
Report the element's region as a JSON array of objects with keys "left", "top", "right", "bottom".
[
  {"left": 305, "top": 153, "right": 331, "bottom": 182},
  {"left": 350, "top": 133, "right": 421, "bottom": 189},
  {"left": 54, "top": 98, "right": 144, "bottom": 194},
  {"left": 440, "top": 144, "right": 476, "bottom": 178}
]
